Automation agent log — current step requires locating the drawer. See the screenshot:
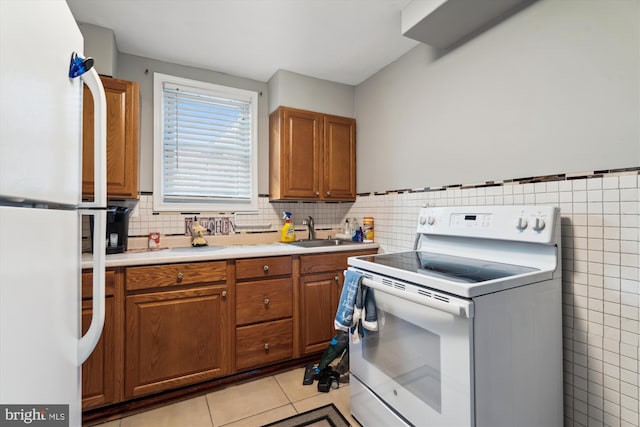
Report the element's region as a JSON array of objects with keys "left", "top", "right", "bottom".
[
  {"left": 126, "top": 261, "right": 226, "bottom": 291},
  {"left": 235, "top": 256, "right": 292, "bottom": 280},
  {"left": 236, "top": 278, "right": 292, "bottom": 325},
  {"left": 235, "top": 318, "right": 292, "bottom": 370},
  {"left": 300, "top": 250, "right": 377, "bottom": 275},
  {"left": 82, "top": 269, "right": 117, "bottom": 299}
]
